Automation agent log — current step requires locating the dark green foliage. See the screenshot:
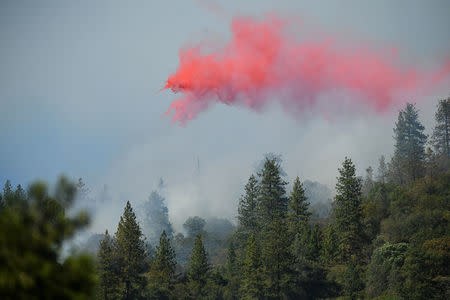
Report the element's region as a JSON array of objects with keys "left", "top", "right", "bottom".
[
  {"left": 255, "top": 157, "right": 296, "bottom": 299},
  {"left": 321, "top": 224, "right": 339, "bottom": 265},
  {"left": 292, "top": 224, "right": 322, "bottom": 264},
  {"left": 238, "top": 174, "right": 259, "bottom": 236},
  {"left": 261, "top": 218, "right": 294, "bottom": 299},
  {"left": 224, "top": 241, "right": 240, "bottom": 300},
  {"left": 333, "top": 157, "right": 365, "bottom": 263},
  {"left": 204, "top": 267, "right": 227, "bottom": 299},
  {"left": 188, "top": 234, "right": 210, "bottom": 298},
  {"left": 343, "top": 258, "right": 364, "bottom": 300},
  {"left": 114, "top": 201, "right": 148, "bottom": 299},
  {"left": 97, "top": 230, "right": 120, "bottom": 300},
  {"left": 366, "top": 242, "right": 407, "bottom": 298},
  {"left": 240, "top": 233, "right": 263, "bottom": 300},
  {"left": 361, "top": 182, "right": 392, "bottom": 246},
  {"left": 257, "top": 158, "right": 288, "bottom": 226},
  {"left": 287, "top": 176, "right": 311, "bottom": 237},
  {"left": 401, "top": 245, "right": 433, "bottom": 299},
  {"left": 183, "top": 216, "right": 206, "bottom": 238},
  {"left": 172, "top": 228, "right": 229, "bottom": 269},
  {"left": 306, "top": 224, "right": 322, "bottom": 261},
  {"left": 422, "top": 237, "right": 450, "bottom": 299},
  {"left": 389, "top": 103, "right": 428, "bottom": 184},
  {"left": 0, "top": 178, "right": 97, "bottom": 299},
  {"left": 371, "top": 172, "right": 450, "bottom": 299},
  {"left": 146, "top": 230, "right": 176, "bottom": 299}
]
